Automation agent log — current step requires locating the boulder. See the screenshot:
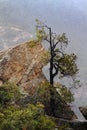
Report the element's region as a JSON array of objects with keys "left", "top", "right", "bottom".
[
  {"left": 80, "top": 107, "right": 87, "bottom": 119},
  {"left": 0, "top": 41, "right": 47, "bottom": 95}
]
